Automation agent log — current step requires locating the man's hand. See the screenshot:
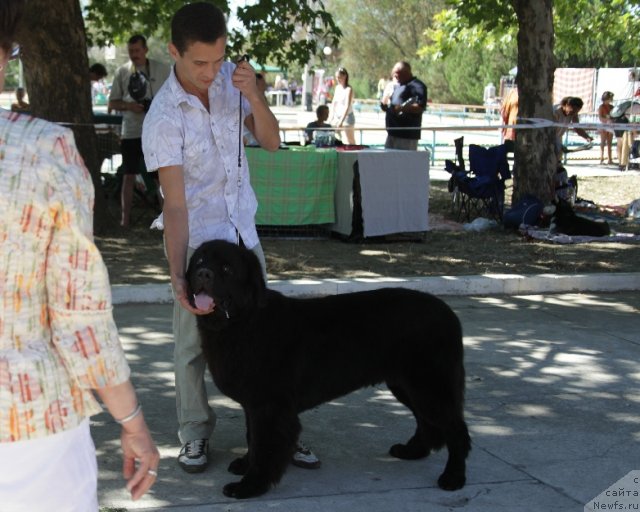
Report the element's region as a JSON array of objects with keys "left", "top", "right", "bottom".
[
  {"left": 109, "top": 99, "right": 145, "bottom": 114},
  {"left": 232, "top": 59, "right": 258, "bottom": 101},
  {"left": 172, "top": 275, "right": 213, "bottom": 315},
  {"left": 129, "top": 102, "right": 146, "bottom": 114}
]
